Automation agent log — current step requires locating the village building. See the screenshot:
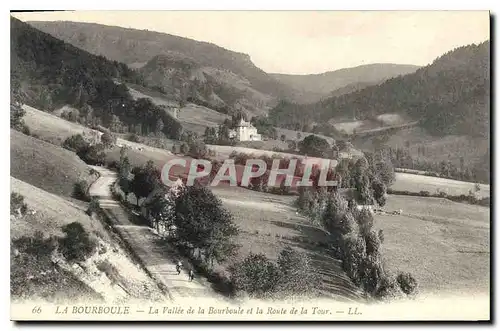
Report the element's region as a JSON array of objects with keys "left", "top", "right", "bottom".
[{"left": 230, "top": 118, "right": 262, "bottom": 141}]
